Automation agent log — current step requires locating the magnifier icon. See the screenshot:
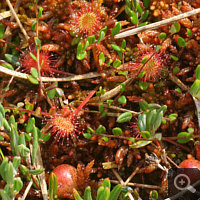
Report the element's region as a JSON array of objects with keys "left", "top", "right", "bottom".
[{"left": 174, "top": 174, "right": 196, "bottom": 193}]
